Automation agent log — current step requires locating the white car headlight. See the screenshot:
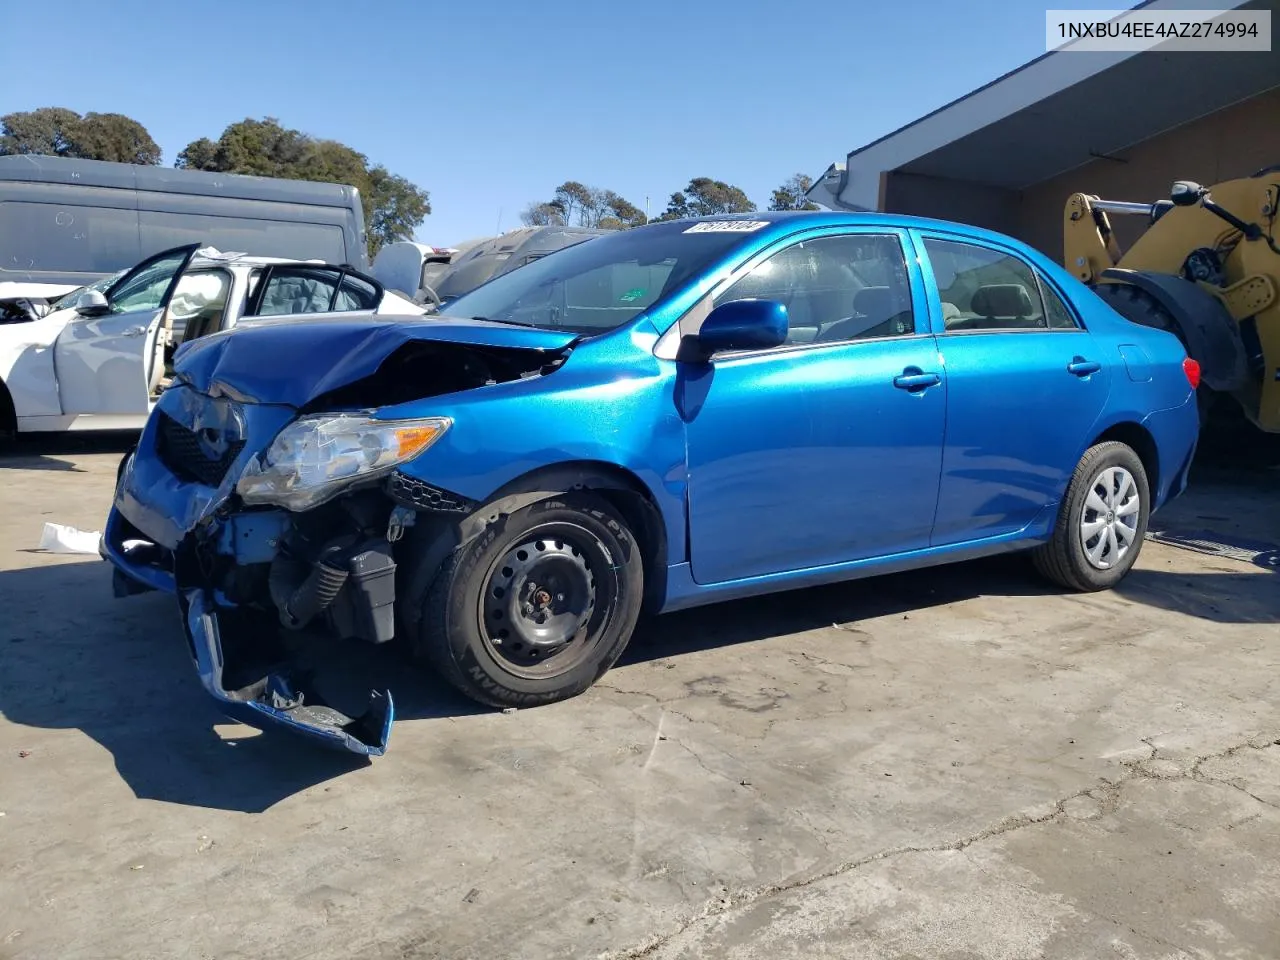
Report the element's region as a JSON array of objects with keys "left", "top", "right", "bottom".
[{"left": 237, "top": 414, "right": 450, "bottom": 511}]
